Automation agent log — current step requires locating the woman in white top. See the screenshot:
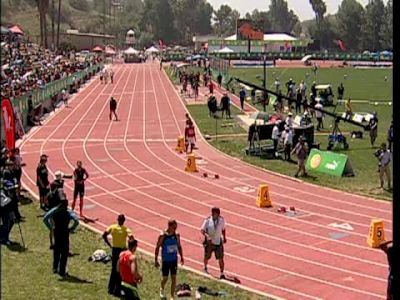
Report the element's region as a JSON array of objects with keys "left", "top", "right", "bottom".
[{"left": 282, "top": 126, "right": 293, "bottom": 161}]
